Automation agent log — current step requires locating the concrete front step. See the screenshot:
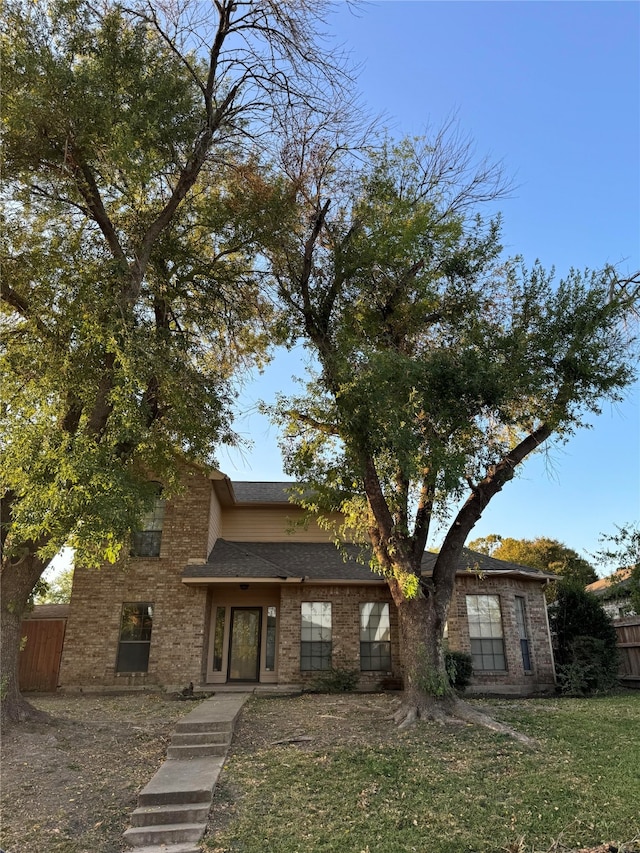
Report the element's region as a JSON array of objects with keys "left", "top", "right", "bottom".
[
  {"left": 123, "top": 822, "right": 205, "bottom": 847},
  {"left": 125, "top": 845, "right": 201, "bottom": 853},
  {"left": 137, "top": 756, "right": 225, "bottom": 806},
  {"left": 124, "top": 821, "right": 207, "bottom": 847},
  {"left": 124, "top": 695, "right": 250, "bottom": 852},
  {"left": 130, "top": 802, "right": 211, "bottom": 827},
  {"left": 170, "top": 730, "right": 229, "bottom": 746},
  {"left": 167, "top": 742, "right": 228, "bottom": 759},
  {"left": 174, "top": 718, "right": 233, "bottom": 734}
]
